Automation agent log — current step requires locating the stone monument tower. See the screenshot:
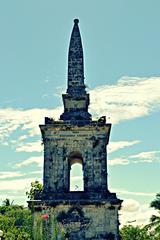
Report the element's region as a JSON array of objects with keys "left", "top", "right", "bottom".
[{"left": 31, "top": 19, "right": 122, "bottom": 240}]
